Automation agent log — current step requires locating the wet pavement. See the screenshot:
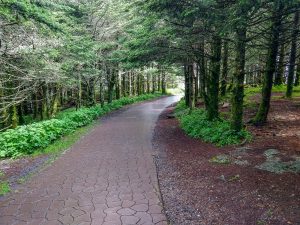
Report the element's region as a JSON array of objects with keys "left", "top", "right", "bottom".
[{"left": 0, "top": 96, "right": 180, "bottom": 225}]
